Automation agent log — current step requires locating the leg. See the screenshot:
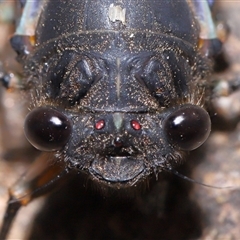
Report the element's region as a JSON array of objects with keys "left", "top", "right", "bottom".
[
  {"left": 0, "top": 153, "right": 71, "bottom": 240},
  {"left": 191, "top": 0, "right": 228, "bottom": 58}
]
